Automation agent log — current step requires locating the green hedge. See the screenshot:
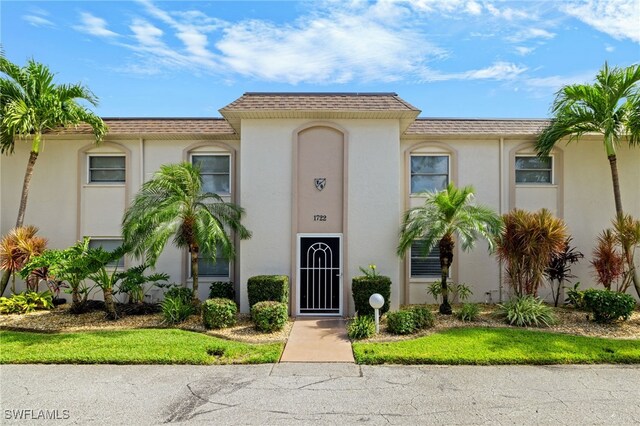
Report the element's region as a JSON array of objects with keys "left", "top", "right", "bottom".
[
  {"left": 251, "top": 301, "right": 288, "bottom": 333},
  {"left": 386, "top": 310, "right": 416, "bottom": 335},
  {"left": 583, "top": 289, "right": 636, "bottom": 324},
  {"left": 247, "top": 275, "right": 289, "bottom": 307},
  {"left": 352, "top": 276, "right": 391, "bottom": 316},
  {"left": 202, "top": 298, "right": 237, "bottom": 329},
  {"left": 208, "top": 281, "right": 235, "bottom": 301}
]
